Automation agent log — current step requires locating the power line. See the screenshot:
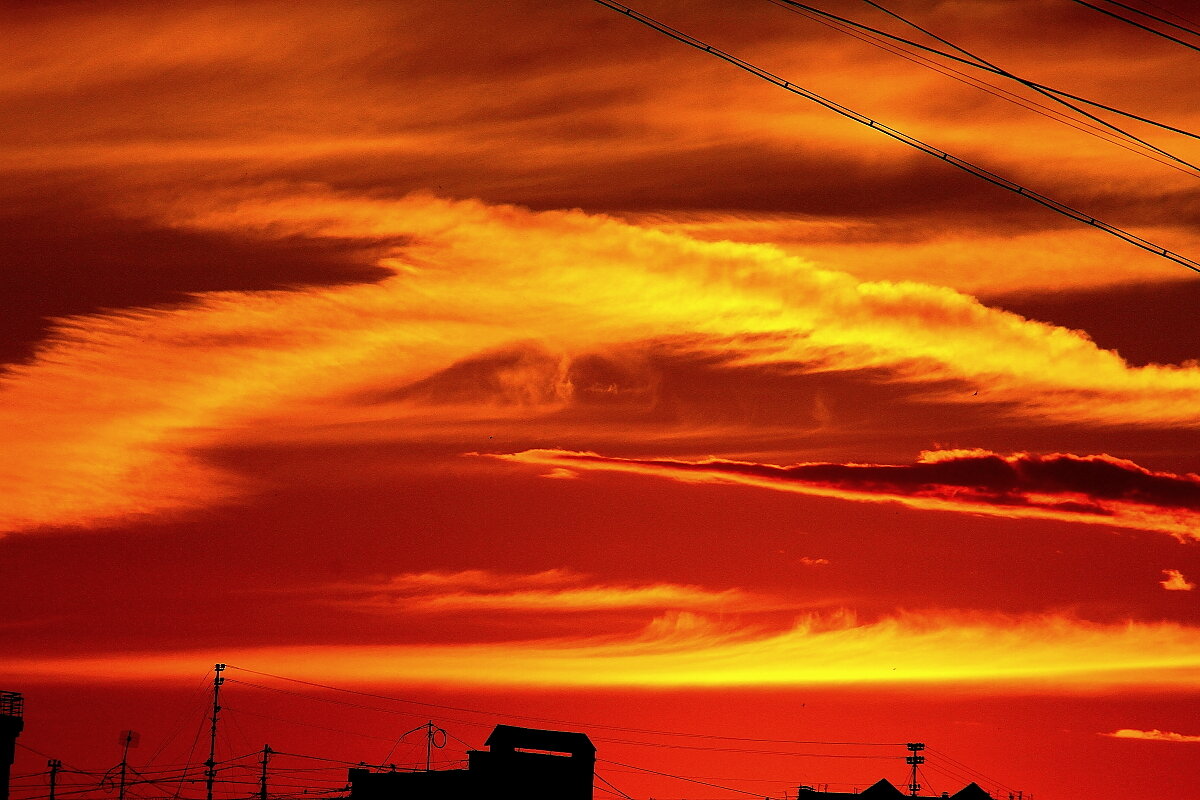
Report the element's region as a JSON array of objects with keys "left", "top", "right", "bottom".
[
  {"left": 600, "top": 757, "right": 765, "bottom": 798},
  {"left": 228, "top": 678, "right": 894, "bottom": 762},
  {"left": 147, "top": 670, "right": 215, "bottom": 769},
  {"left": 591, "top": 0, "right": 1200, "bottom": 275},
  {"left": 1139, "top": 0, "right": 1200, "bottom": 29},
  {"left": 855, "top": 0, "right": 1200, "bottom": 172},
  {"left": 768, "top": 0, "right": 1200, "bottom": 144},
  {"left": 221, "top": 665, "right": 1015, "bottom": 794},
  {"left": 226, "top": 666, "right": 901, "bottom": 746},
  {"left": 597, "top": 738, "right": 898, "bottom": 758},
  {"left": 173, "top": 703, "right": 209, "bottom": 800},
  {"left": 925, "top": 746, "right": 1017, "bottom": 794},
  {"left": 1090, "top": 0, "right": 1200, "bottom": 37},
  {"left": 765, "top": 0, "right": 1200, "bottom": 176},
  {"left": 221, "top": 706, "right": 398, "bottom": 744},
  {"left": 1067, "top": 0, "right": 1200, "bottom": 52},
  {"left": 594, "top": 771, "right": 636, "bottom": 800}
]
